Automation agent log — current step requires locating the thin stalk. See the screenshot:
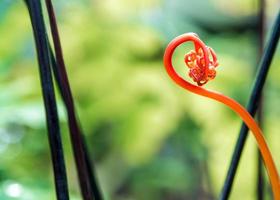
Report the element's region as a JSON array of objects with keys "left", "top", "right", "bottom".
[
  {"left": 219, "top": 11, "right": 280, "bottom": 200},
  {"left": 49, "top": 46, "right": 102, "bottom": 200},
  {"left": 24, "top": 0, "right": 69, "bottom": 199},
  {"left": 163, "top": 33, "right": 280, "bottom": 200},
  {"left": 256, "top": 0, "right": 265, "bottom": 199},
  {"left": 44, "top": 0, "right": 102, "bottom": 199}
]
